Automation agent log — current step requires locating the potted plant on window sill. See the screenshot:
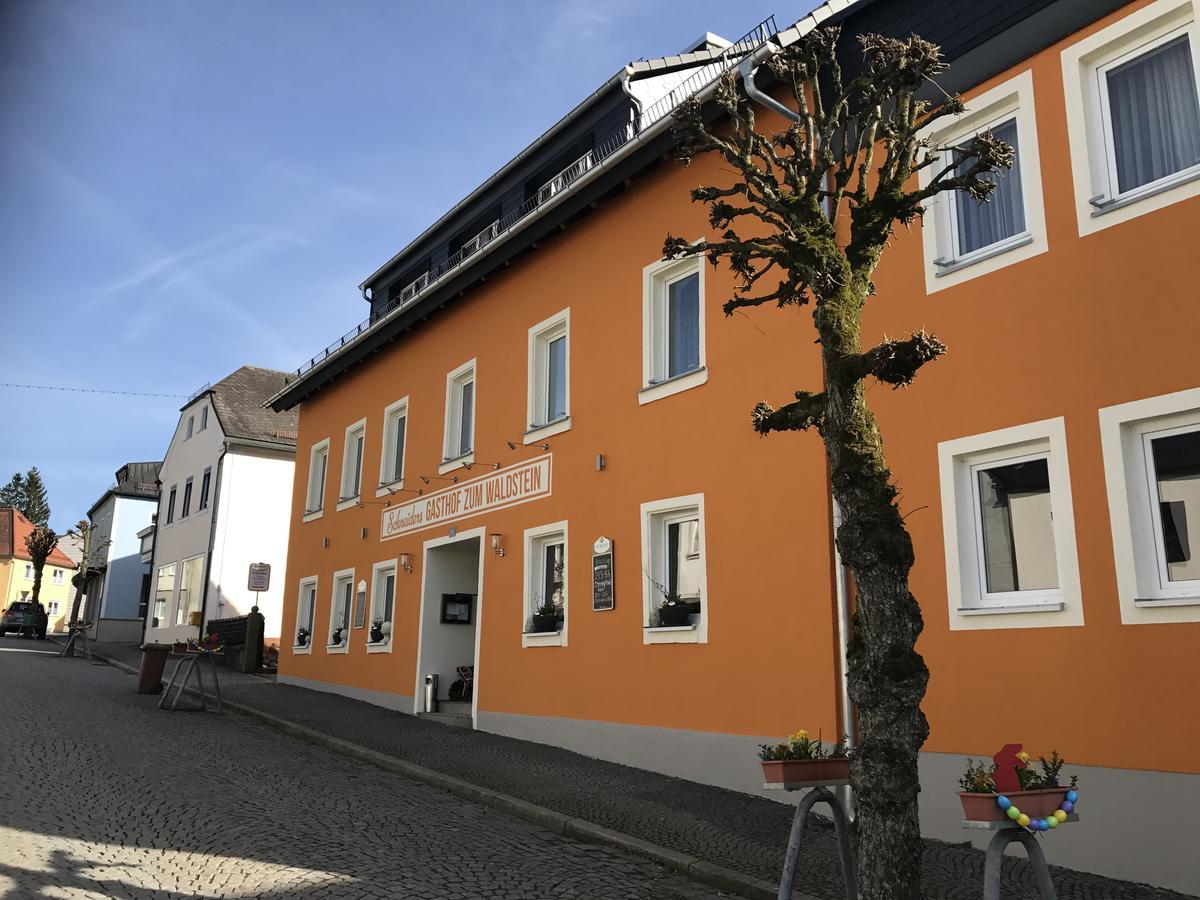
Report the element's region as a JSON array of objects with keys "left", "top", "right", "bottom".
[
  {"left": 368, "top": 619, "right": 388, "bottom": 644},
  {"left": 330, "top": 627, "right": 344, "bottom": 647},
  {"left": 530, "top": 601, "right": 563, "bottom": 634},
  {"left": 759, "top": 730, "right": 850, "bottom": 786},
  {"left": 657, "top": 592, "right": 694, "bottom": 627},
  {"left": 958, "top": 747, "right": 1079, "bottom": 827},
  {"left": 295, "top": 627, "right": 310, "bottom": 648}
]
